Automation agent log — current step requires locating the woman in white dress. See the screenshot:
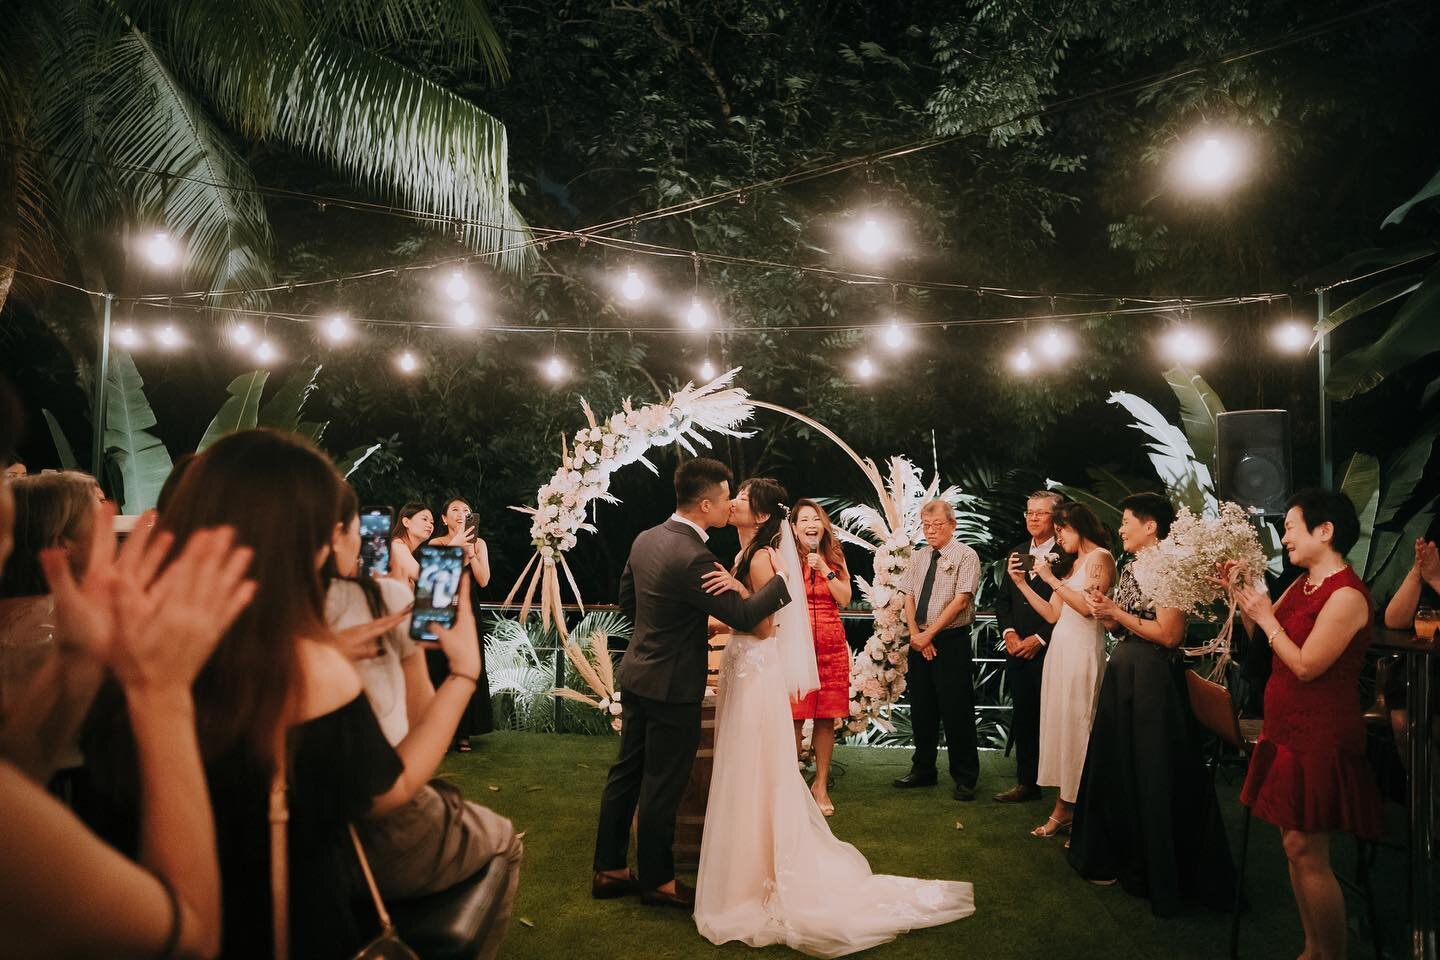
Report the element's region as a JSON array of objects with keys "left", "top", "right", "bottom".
[
  {"left": 696, "top": 478, "right": 975, "bottom": 958},
  {"left": 1006, "top": 501, "right": 1115, "bottom": 839}
]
